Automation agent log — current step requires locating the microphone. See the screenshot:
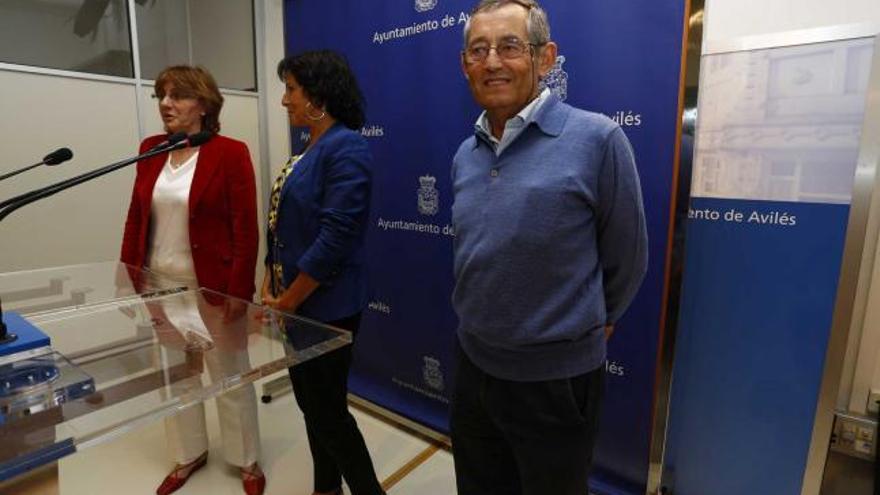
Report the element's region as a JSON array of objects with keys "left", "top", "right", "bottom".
[
  {"left": 0, "top": 132, "right": 212, "bottom": 217},
  {"left": 185, "top": 131, "right": 213, "bottom": 147},
  {"left": 0, "top": 147, "right": 74, "bottom": 182},
  {"left": 148, "top": 132, "right": 187, "bottom": 152},
  {"left": 44, "top": 148, "right": 74, "bottom": 166}
]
